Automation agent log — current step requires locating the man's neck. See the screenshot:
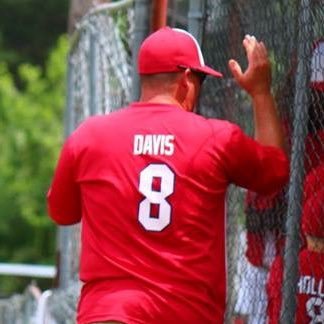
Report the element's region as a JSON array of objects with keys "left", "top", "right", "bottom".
[
  {"left": 306, "top": 236, "right": 324, "bottom": 253},
  {"left": 139, "top": 94, "right": 183, "bottom": 108}
]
